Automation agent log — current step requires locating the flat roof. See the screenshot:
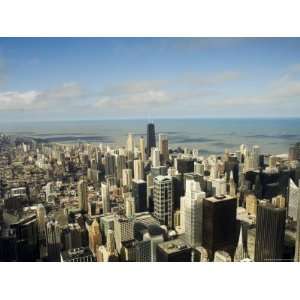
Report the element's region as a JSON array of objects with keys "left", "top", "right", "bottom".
[{"left": 158, "top": 238, "right": 191, "bottom": 254}]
